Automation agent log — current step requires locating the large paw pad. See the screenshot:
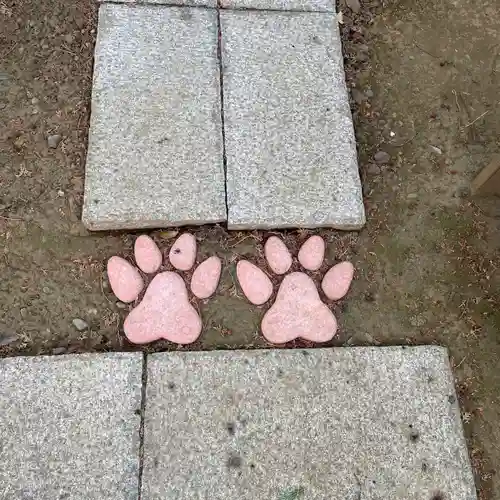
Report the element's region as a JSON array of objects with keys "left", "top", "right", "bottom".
[
  {"left": 237, "top": 235, "right": 354, "bottom": 344},
  {"left": 107, "top": 234, "right": 221, "bottom": 345}
]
